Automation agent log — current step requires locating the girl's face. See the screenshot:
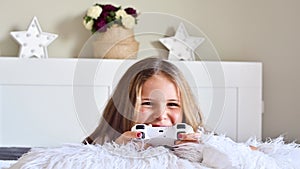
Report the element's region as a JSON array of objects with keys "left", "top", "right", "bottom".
[{"left": 136, "top": 73, "right": 183, "bottom": 126}]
